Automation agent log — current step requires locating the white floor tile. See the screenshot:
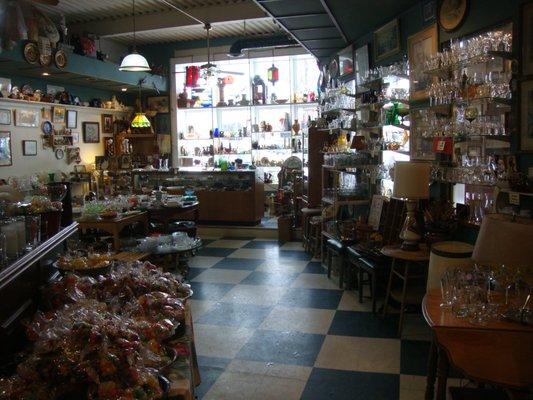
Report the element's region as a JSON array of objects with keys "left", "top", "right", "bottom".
[
  {"left": 194, "top": 324, "right": 254, "bottom": 359},
  {"left": 221, "top": 284, "right": 288, "bottom": 306},
  {"left": 192, "top": 268, "right": 251, "bottom": 284},
  {"left": 260, "top": 306, "right": 335, "bottom": 334},
  {"left": 188, "top": 256, "right": 224, "bottom": 268}
]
